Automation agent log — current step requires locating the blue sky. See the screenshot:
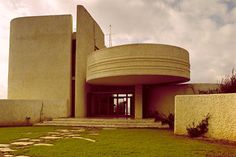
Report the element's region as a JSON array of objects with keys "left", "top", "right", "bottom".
[{"left": 0, "top": 0, "right": 236, "bottom": 98}]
